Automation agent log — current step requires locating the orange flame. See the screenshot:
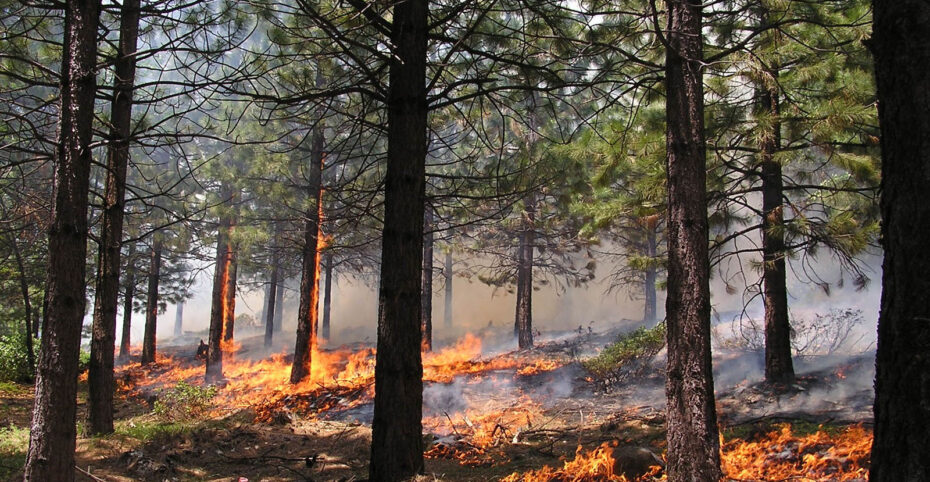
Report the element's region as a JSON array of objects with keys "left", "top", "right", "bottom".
[{"left": 721, "top": 424, "right": 872, "bottom": 480}]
